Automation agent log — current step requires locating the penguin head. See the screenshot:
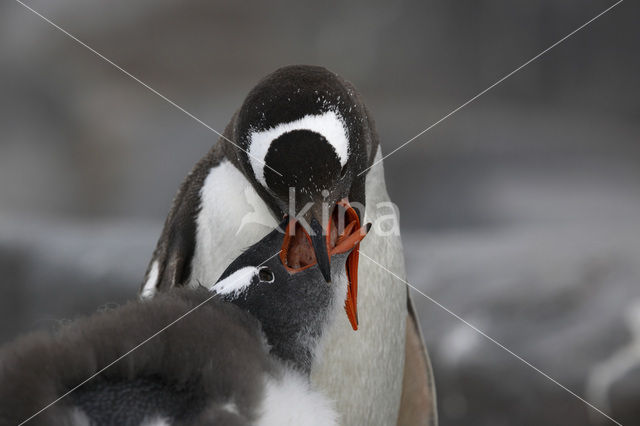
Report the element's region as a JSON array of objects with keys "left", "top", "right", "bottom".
[
  {"left": 231, "top": 65, "right": 375, "bottom": 285},
  {"left": 212, "top": 217, "right": 369, "bottom": 372}
]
